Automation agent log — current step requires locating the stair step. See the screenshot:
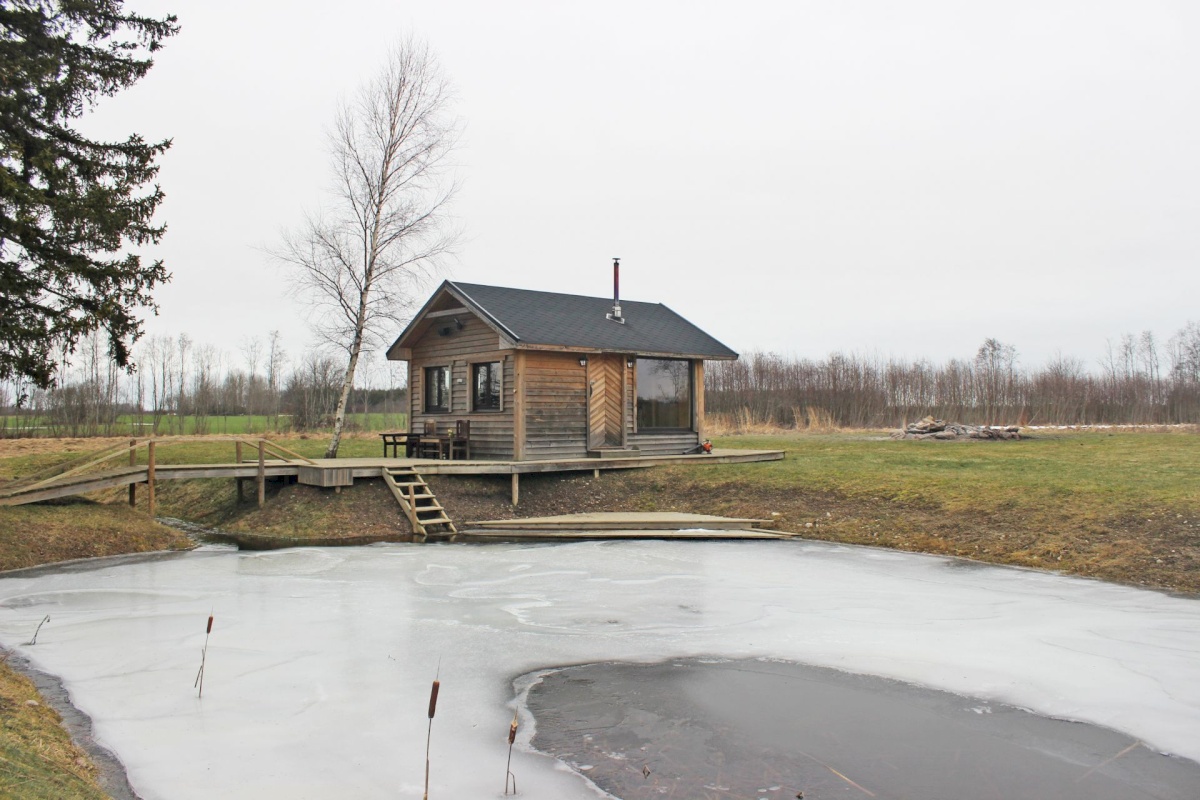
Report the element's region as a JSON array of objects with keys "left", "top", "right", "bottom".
[{"left": 380, "top": 465, "right": 454, "bottom": 541}]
